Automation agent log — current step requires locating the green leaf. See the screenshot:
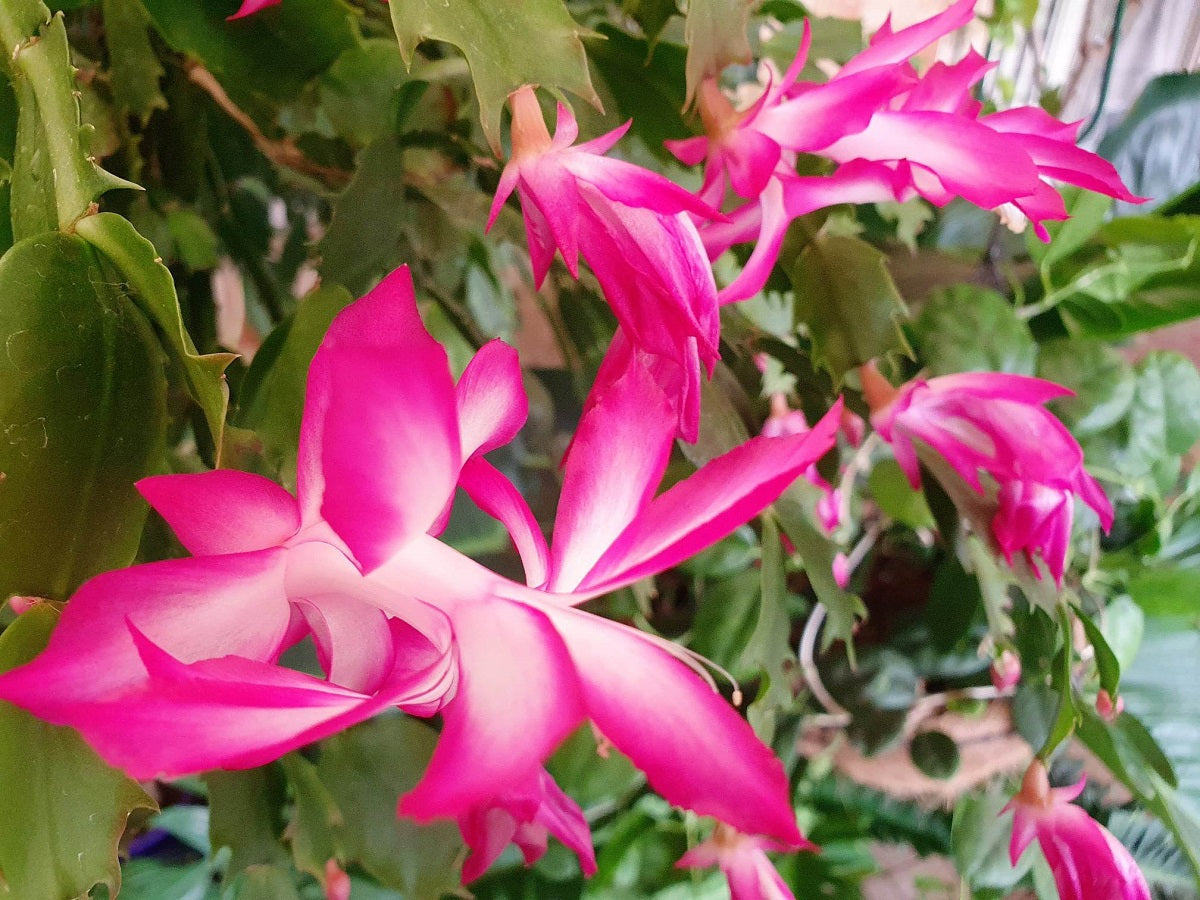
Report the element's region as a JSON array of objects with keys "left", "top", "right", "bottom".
[
  {"left": 75, "top": 212, "right": 234, "bottom": 454},
  {"left": 205, "top": 765, "right": 290, "bottom": 878},
  {"left": 775, "top": 488, "right": 866, "bottom": 655},
  {"left": 788, "top": 233, "right": 909, "bottom": 383},
  {"left": 1076, "top": 608, "right": 1122, "bottom": 695},
  {"left": 1128, "top": 566, "right": 1200, "bottom": 617},
  {"left": 279, "top": 754, "right": 344, "bottom": 882},
  {"left": 1130, "top": 352, "right": 1200, "bottom": 458},
  {"left": 621, "top": 0, "right": 678, "bottom": 47},
  {"left": 913, "top": 285, "right": 1036, "bottom": 376},
  {"left": 867, "top": 458, "right": 934, "bottom": 529},
  {"left": 0, "top": 9, "right": 138, "bottom": 234},
  {"left": 587, "top": 27, "right": 692, "bottom": 161},
  {"left": 744, "top": 517, "right": 796, "bottom": 742},
  {"left": 0, "top": 604, "right": 156, "bottom": 899},
  {"left": 164, "top": 207, "right": 220, "bottom": 271},
  {"left": 237, "top": 284, "right": 354, "bottom": 482},
  {"left": 909, "top": 730, "right": 960, "bottom": 780},
  {"left": 1100, "top": 595, "right": 1145, "bottom": 674},
  {"left": 317, "top": 138, "right": 411, "bottom": 296},
  {"left": 923, "top": 554, "right": 983, "bottom": 654},
  {"left": 101, "top": 0, "right": 167, "bottom": 124},
  {"left": 140, "top": 0, "right": 356, "bottom": 103},
  {"left": 0, "top": 232, "right": 167, "bottom": 599},
  {"left": 225, "top": 865, "right": 302, "bottom": 900},
  {"left": 150, "top": 804, "right": 211, "bottom": 855},
  {"left": 1098, "top": 72, "right": 1200, "bottom": 209},
  {"left": 1025, "top": 187, "right": 1112, "bottom": 272},
  {"left": 950, "top": 787, "right": 1029, "bottom": 891},
  {"left": 683, "top": 0, "right": 752, "bottom": 107},
  {"left": 1037, "top": 339, "right": 1135, "bottom": 438},
  {"left": 1054, "top": 216, "right": 1200, "bottom": 338},
  {"left": 318, "top": 39, "right": 411, "bottom": 147},
  {"left": 389, "top": 0, "right": 599, "bottom": 153},
  {"left": 316, "top": 716, "right": 462, "bottom": 895}
]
